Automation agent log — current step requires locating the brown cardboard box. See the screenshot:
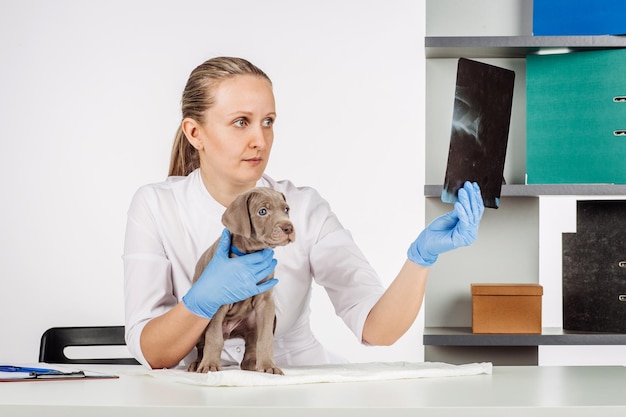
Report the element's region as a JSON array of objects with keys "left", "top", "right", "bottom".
[{"left": 471, "top": 283, "right": 543, "bottom": 334}]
